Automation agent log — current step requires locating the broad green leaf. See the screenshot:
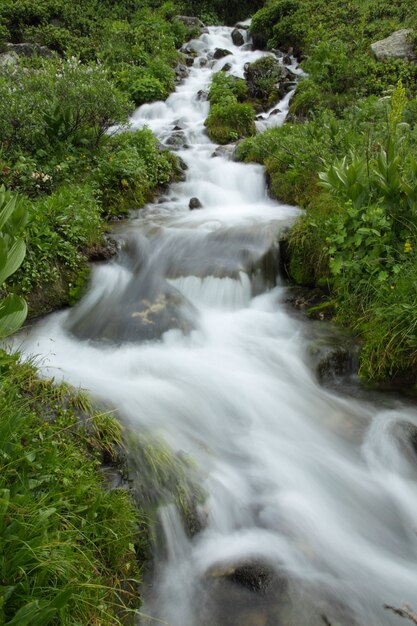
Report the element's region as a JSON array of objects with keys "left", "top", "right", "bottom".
[
  {"left": 0, "top": 294, "right": 28, "bottom": 338},
  {"left": 0, "top": 239, "right": 26, "bottom": 285},
  {"left": 0, "top": 195, "right": 17, "bottom": 232}
]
